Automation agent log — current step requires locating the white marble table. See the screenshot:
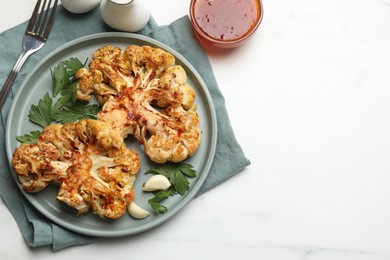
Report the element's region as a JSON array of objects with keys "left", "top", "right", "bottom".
[{"left": 1, "top": 0, "right": 390, "bottom": 259}]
